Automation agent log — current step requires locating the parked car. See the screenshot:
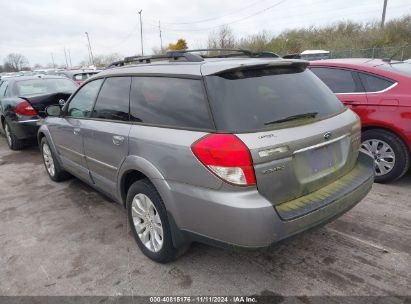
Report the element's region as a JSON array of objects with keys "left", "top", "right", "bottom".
[
  {"left": 57, "top": 69, "right": 100, "bottom": 85},
  {"left": 38, "top": 50, "right": 374, "bottom": 262},
  {"left": 0, "top": 75, "right": 77, "bottom": 150},
  {"left": 300, "top": 50, "right": 330, "bottom": 61},
  {"left": 310, "top": 59, "right": 411, "bottom": 183}
]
